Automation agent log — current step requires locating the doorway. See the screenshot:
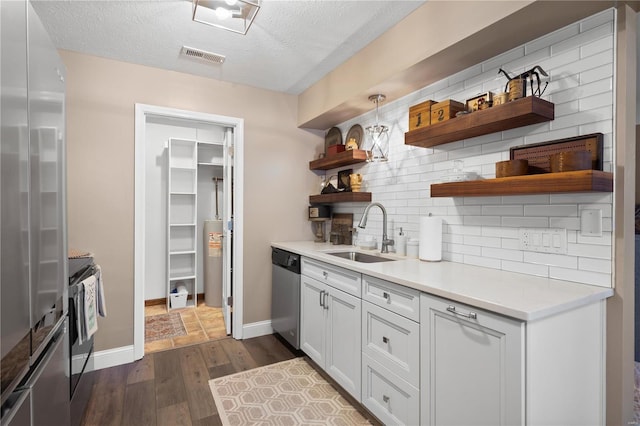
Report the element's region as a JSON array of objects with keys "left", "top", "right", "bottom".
[{"left": 134, "top": 104, "right": 244, "bottom": 360}]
